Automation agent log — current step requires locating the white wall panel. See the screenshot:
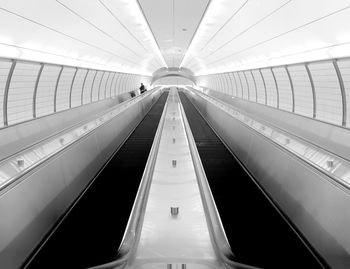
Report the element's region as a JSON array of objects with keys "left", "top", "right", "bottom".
[
  {"left": 252, "top": 70, "right": 266, "bottom": 104},
  {"left": 56, "top": 67, "right": 75, "bottom": 112},
  {"left": 36, "top": 65, "right": 60, "bottom": 117},
  {"left": 71, "top": 69, "right": 88, "bottom": 108},
  {"left": 233, "top": 72, "right": 242, "bottom": 98},
  {"left": 245, "top": 71, "right": 257, "bottom": 102},
  {"left": 337, "top": 59, "right": 350, "bottom": 127},
  {"left": 273, "top": 67, "right": 293, "bottom": 112},
  {"left": 261, "top": 68, "right": 278, "bottom": 108},
  {"left": 287, "top": 65, "right": 314, "bottom": 117},
  {"left": 82, "top": 70, "right": 96, "bottom": 105},
  {"left": 238, "top": 72, "right": 249, "bottom": 100},
  {"left": 91, "top": 71, "right": 104, "bottom": 102},
  {"left": 228, "top": 73, "right": 237, "bottom": 96},
  {"left": 0, "top": 60, "right": 12, "bottom": 127},
  {"left": 7, "top": 62, "right": 40, "bottom": 125},
  {"left": 106, "top": 73, "right": 115, "bottom": 98},
  {"left": 98, "top": 72, "right": 109, "bottom": 100},
  {"left": 308, "top": 62, "right": 342, "bottom": 125},
  {"left": 112, "top": 74, "right": 121, "bottom": 97}
]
